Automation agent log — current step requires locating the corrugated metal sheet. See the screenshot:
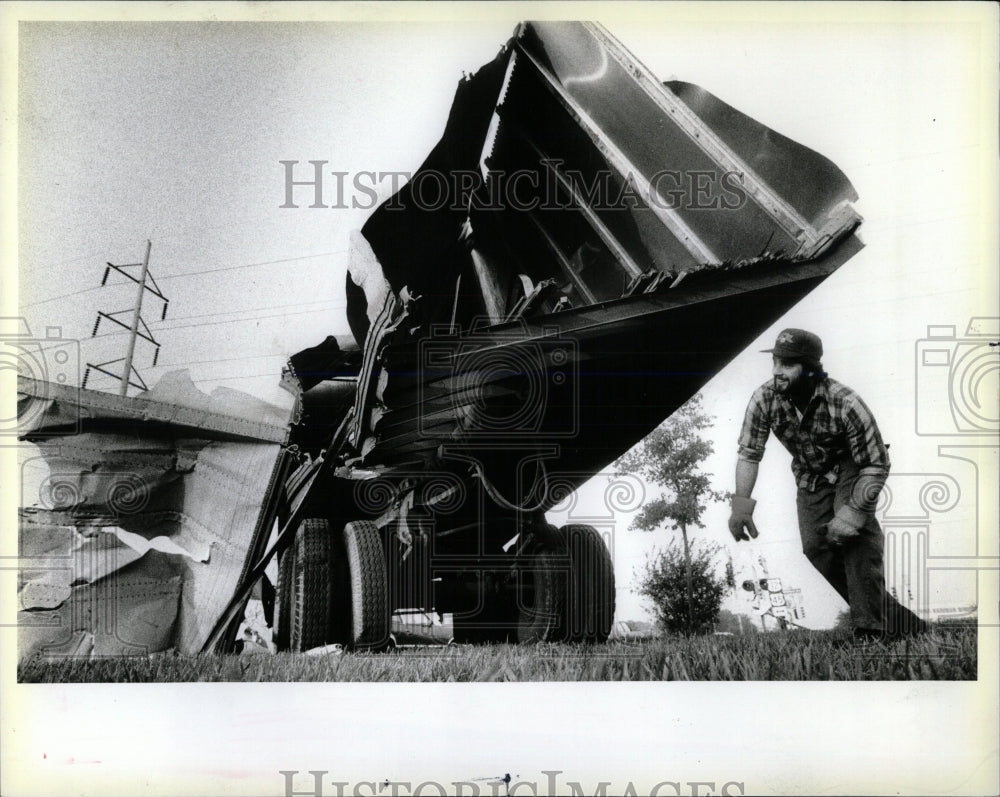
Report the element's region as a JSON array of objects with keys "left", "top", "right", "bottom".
[{"left": 17, "top": 371, "right": 294, "bottom": 659}]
